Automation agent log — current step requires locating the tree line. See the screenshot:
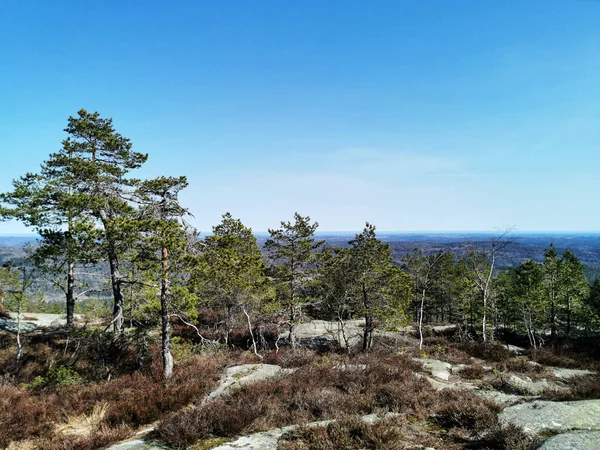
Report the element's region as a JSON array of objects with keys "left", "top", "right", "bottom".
[{"left": 1, "top": 110, "right": 598, "bottom": 379}]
